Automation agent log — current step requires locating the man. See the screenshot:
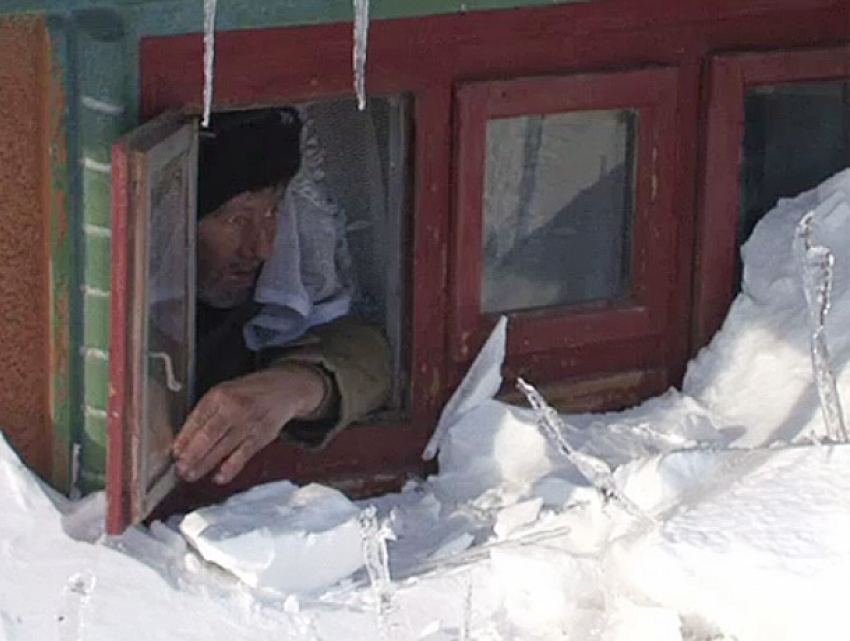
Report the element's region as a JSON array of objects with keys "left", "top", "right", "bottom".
[{"left": 172, "top": 109, "right": 391, "bottom": 486}]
